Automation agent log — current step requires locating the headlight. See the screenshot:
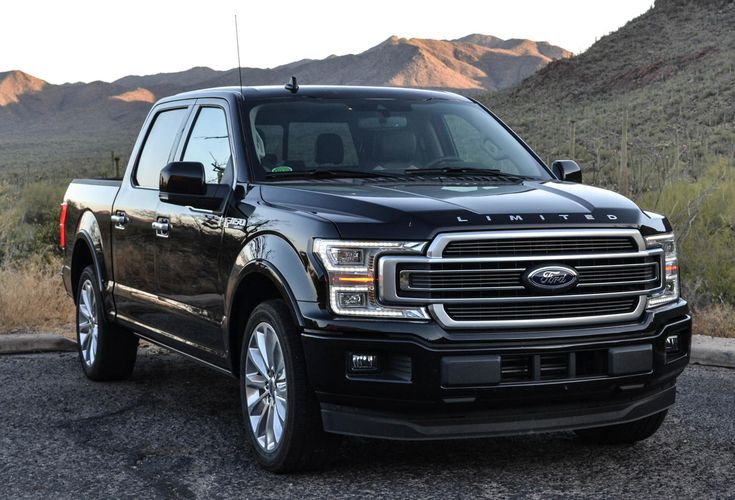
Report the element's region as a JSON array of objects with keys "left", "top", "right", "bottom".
[
  {"left": 313, "top": 239, "right": 430, "bottom": 319},
  {"left": 645, "top": 233, "right": 679, "bottom": 308}
]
